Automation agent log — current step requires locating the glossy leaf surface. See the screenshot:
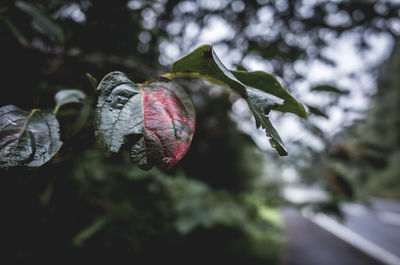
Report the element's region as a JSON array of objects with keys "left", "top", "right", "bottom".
[
  {"left": 231, "top": 70, "right": 307, "bottom": 119},
  {"left": 96, "top": 72, "right": 195, "bottom": 170},
  {"left": 246, "top": 89, "right": 287, "bottom": 156},
  {"left": 0, "top": 105, "right": 62, "bottom": 168},
  {"left": 171, "top": 44, "right": 299, "bottom": 155},
  {"left": 171, "top": 44, "right": 247, "bottom": 98}
]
